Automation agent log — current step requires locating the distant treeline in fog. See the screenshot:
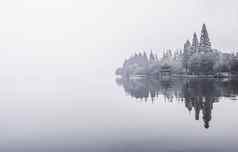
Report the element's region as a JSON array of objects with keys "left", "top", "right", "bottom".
[{"left": 116, "top": 24, "right": 238, "bottom": 77}]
